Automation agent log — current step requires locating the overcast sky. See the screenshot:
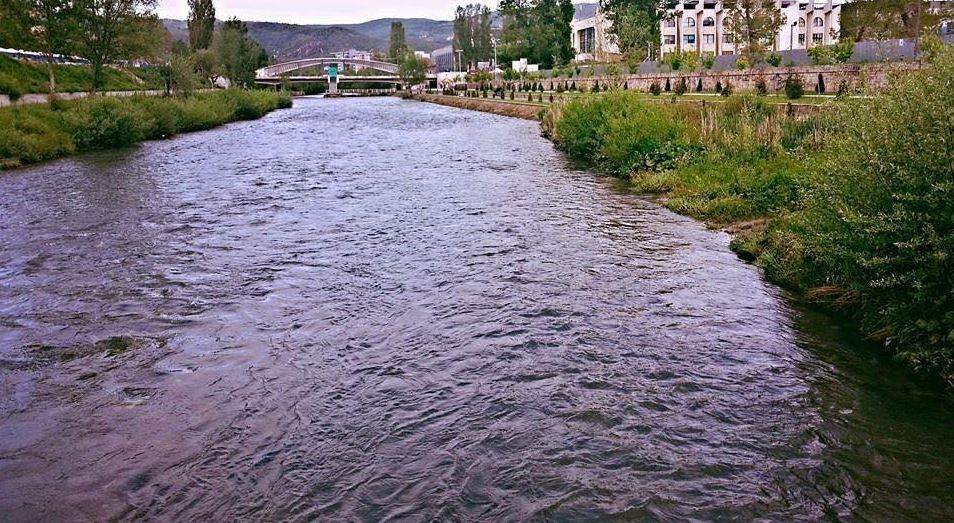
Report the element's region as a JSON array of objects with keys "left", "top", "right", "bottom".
[{"left": 156, "top": 0, "right": 471, "bottom": 24}]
